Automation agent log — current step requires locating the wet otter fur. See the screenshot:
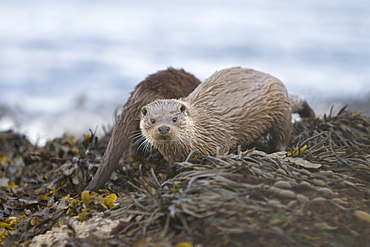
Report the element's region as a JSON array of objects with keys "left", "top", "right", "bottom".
[
  {"left": 140, "top": 67, "right": 292, "bottom": 162},
  {"left": 86, "top": 68, "right": 201, "bottom": 191}
]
